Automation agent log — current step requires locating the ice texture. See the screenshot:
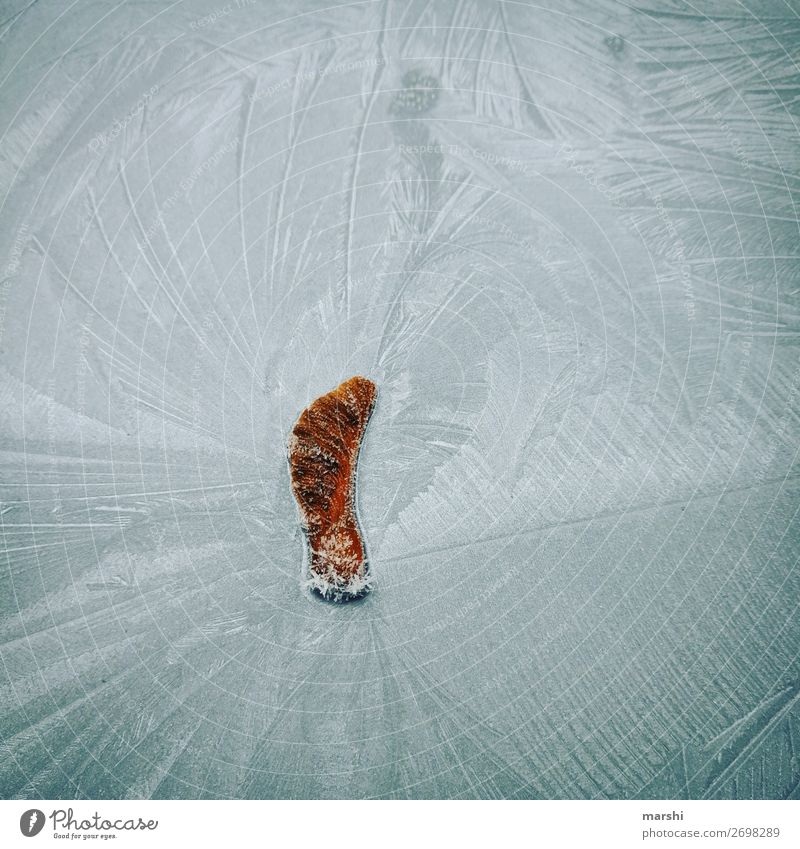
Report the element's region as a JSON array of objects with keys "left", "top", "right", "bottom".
[{"left": 0, "top": 0, "right": 799, "bottom": 799}]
